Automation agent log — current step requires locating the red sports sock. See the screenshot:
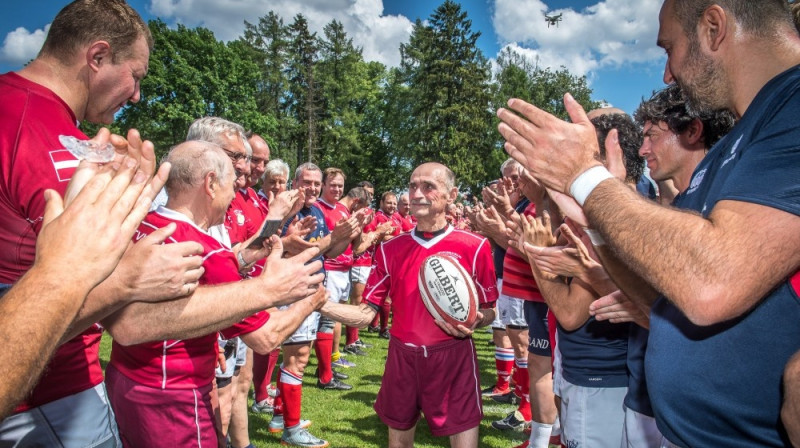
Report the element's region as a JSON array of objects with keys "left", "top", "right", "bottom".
[
  {"left": 515, "top": 359, "right": 531, "bottom": 421},
  {"left": 272, "top": 370, "right": 284, "bottom": 417},
  {"left": 495, "top": 347, "right": 514, "bottom": 391},
  {"left": 346, "top": 326, "right": 359, "bottom": 346},
  {"left": 379, "top": 303, "right": 391, "bottom": 330},
  {"left": 315, "top": 332, "right": 334, "bottom": 384},
  {"left": 252, "top": 348, "right": 280, "bottom": 402},
  {"left": 279, "top": 368, "right": 304, "bottom": 428},
  {"left": 370, "top": 312, "right": 379, "bottom": 328}
]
